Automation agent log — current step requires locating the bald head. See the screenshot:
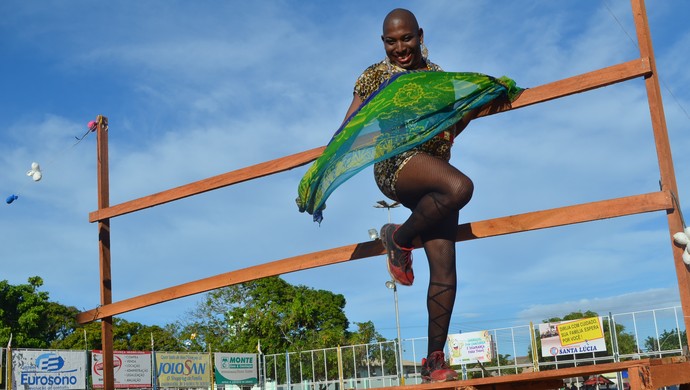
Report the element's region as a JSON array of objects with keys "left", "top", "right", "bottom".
[
  {"left": 381, "top": 8, "right": 425, "bottom": 70},
  {"left": 382, "top": 8, "right": 419, "bottom": 33}
]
